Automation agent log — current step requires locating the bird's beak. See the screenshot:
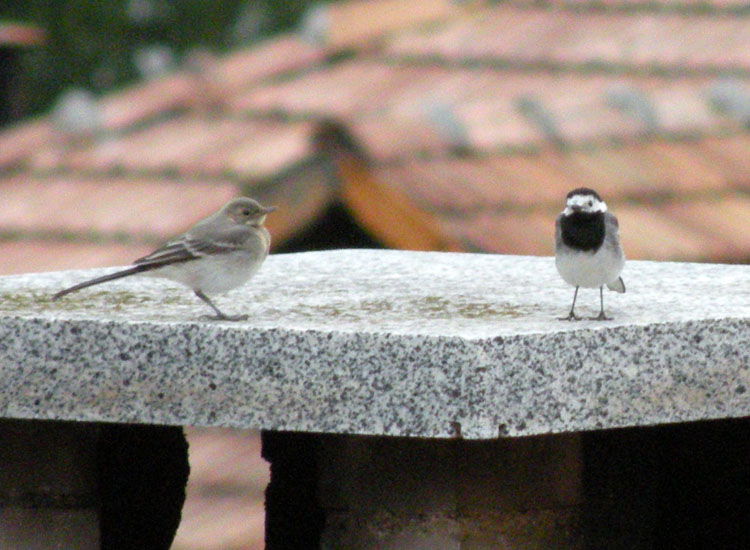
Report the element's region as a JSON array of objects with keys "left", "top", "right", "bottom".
[
  {"left": 570, "top": 205, "right": 583, "bottom": 213},
  {"left": 261, "top": 205, "right": 278, "bottom": 215}
]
